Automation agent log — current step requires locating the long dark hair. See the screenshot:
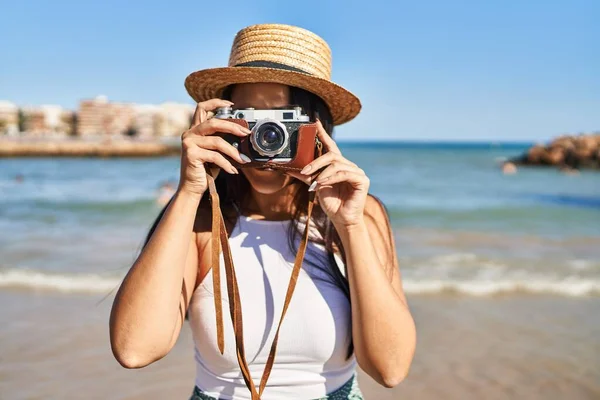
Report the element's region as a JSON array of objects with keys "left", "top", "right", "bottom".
[{"left": 145, "top": 85, "right": 357, "bottom": 358}]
